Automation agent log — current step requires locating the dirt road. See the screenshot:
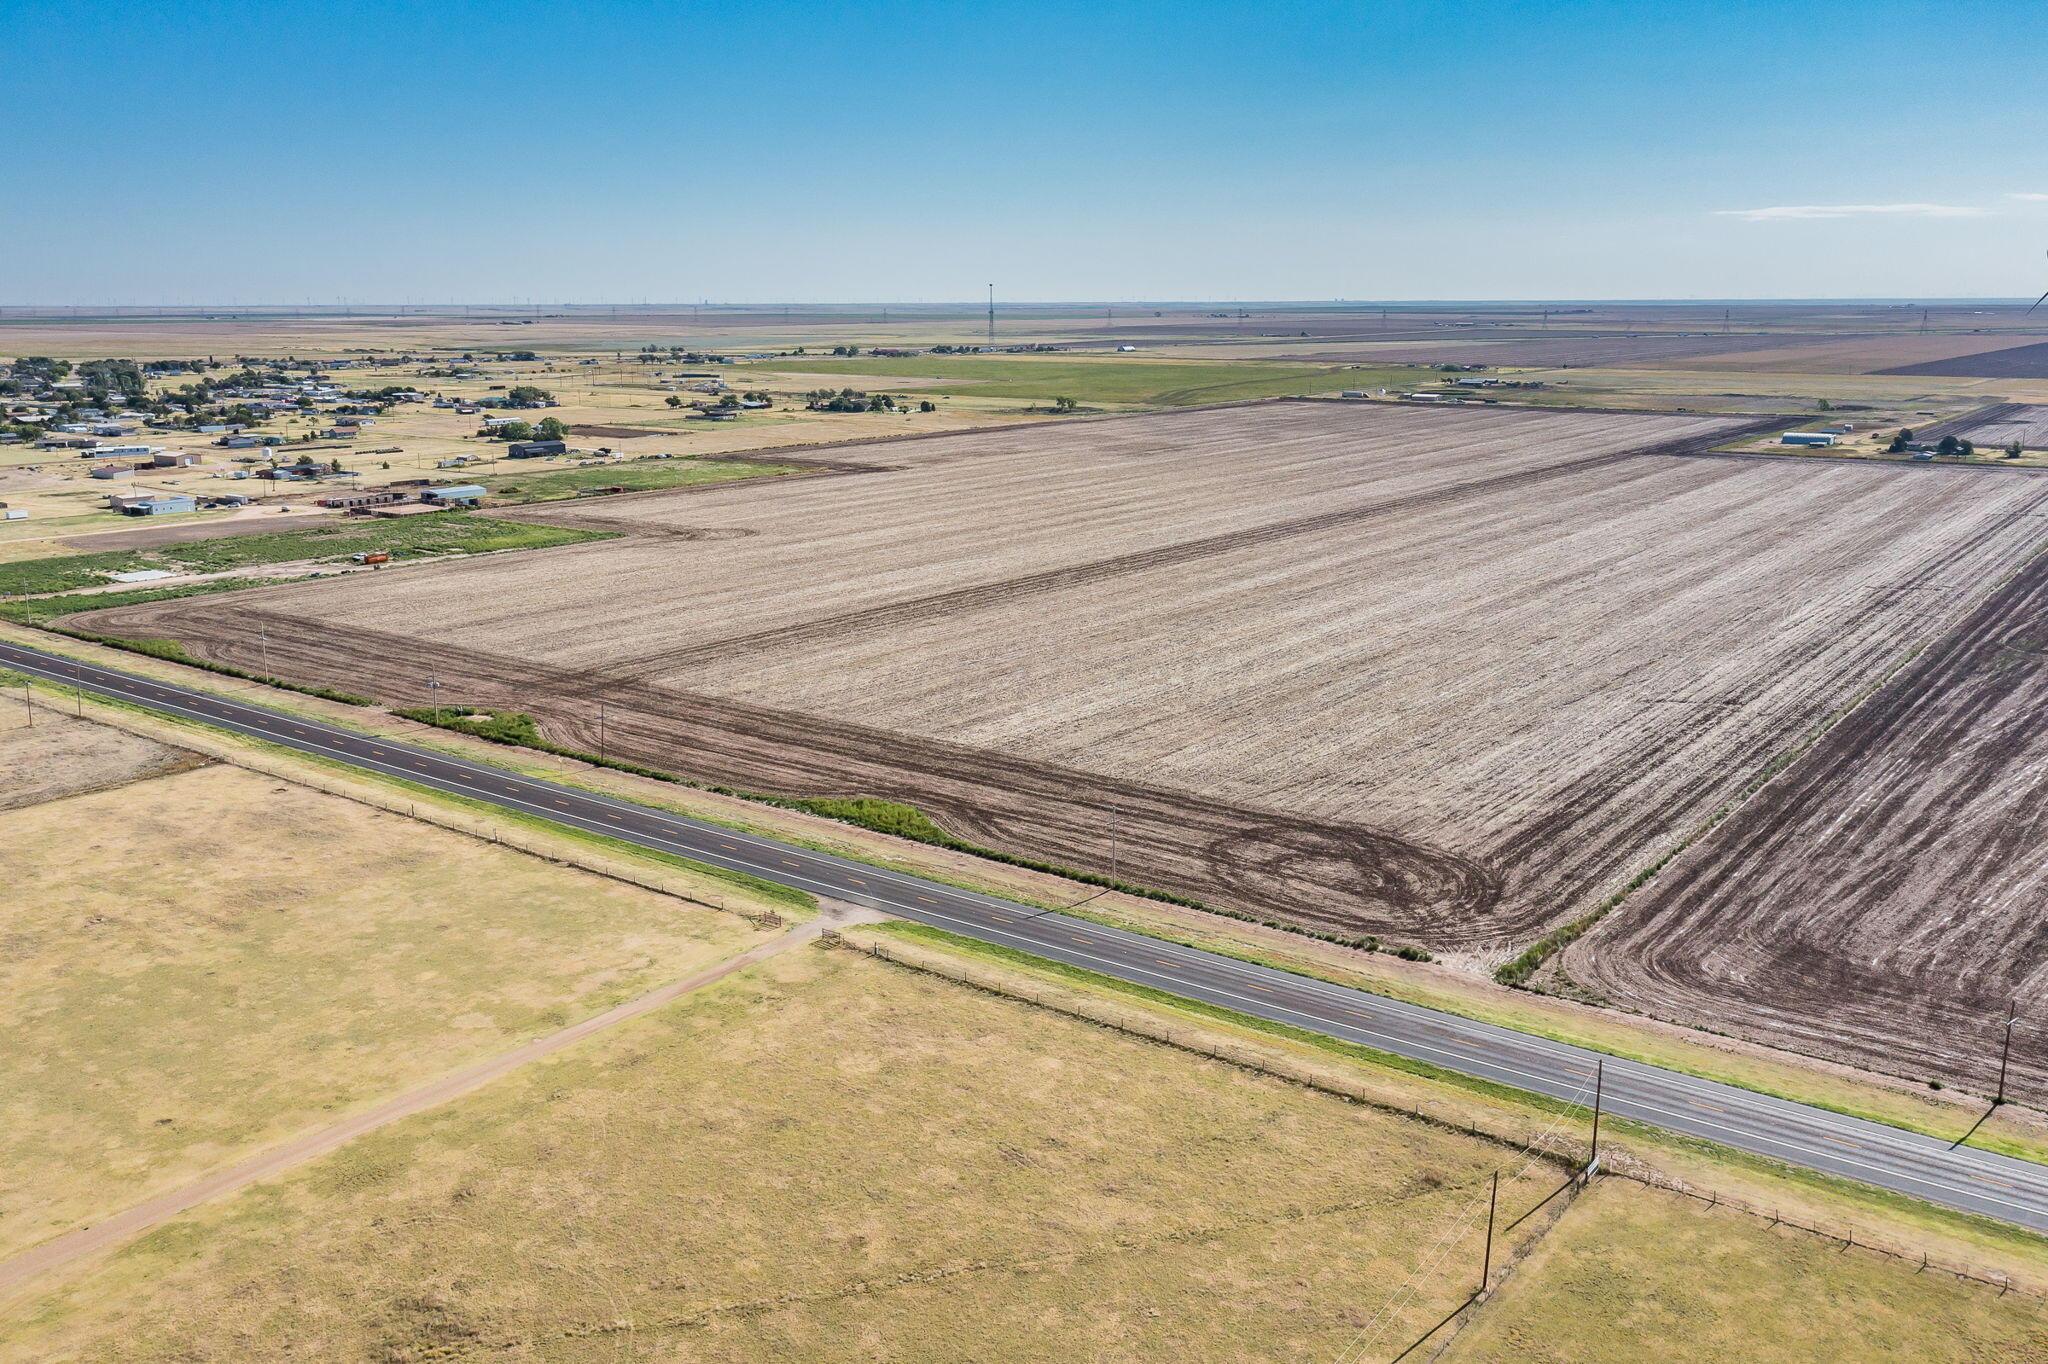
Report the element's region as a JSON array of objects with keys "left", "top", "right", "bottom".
[{"left": 0, "top": 918, "right": 834, "bottom": 1301}]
